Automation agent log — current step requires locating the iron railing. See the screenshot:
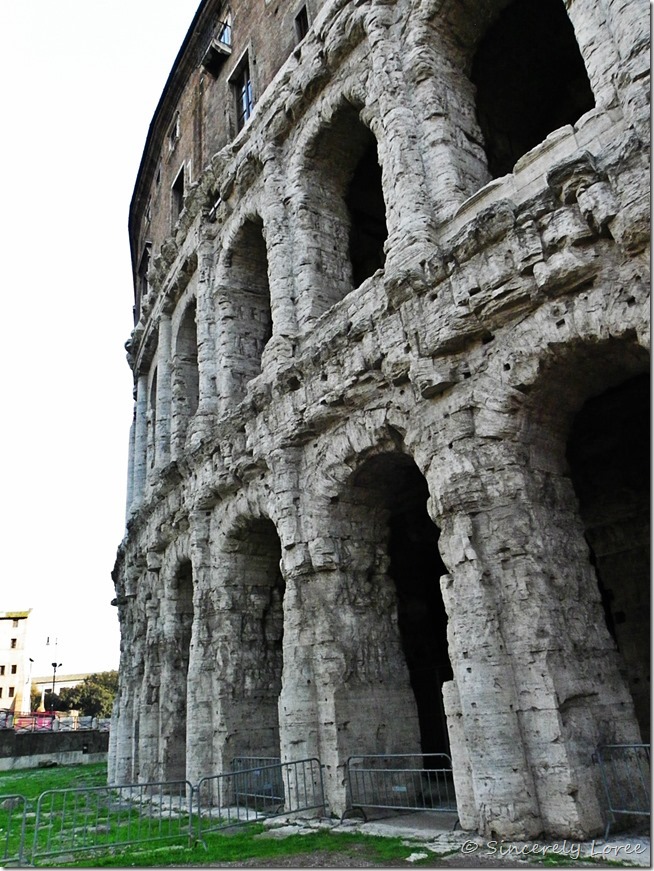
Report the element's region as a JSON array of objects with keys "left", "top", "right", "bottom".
[
  {"left": 195, "top": 757, "right": 325, "bottom": 840},
  {"left": 595, "top": 743, "right": 650, "bottom": 838},
  {"left": 5, "top": 713, "right": 111, "bottom": 732},
  {"left": 31, "top": 779, "right": 193, "bottom": 864},
  {"left": 345, "top": 753, "right": 457, "bottom": 822},
  {"left": 231, "top": 757, "right": 284, "bottom": 806},
  {"left": 0, "top": 793, "right": 29, "bottom": 865}
]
